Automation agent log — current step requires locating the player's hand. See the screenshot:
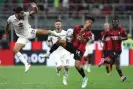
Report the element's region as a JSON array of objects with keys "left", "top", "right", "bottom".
[
  {"left": 77, "top": 35, "right": 81, "bottom": 41},
  {"left": 80, "top": 28, "right": 84, "bottom": 32},
  {"left": 30, "top": 2, "right": 37, "bottom": 8}
]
